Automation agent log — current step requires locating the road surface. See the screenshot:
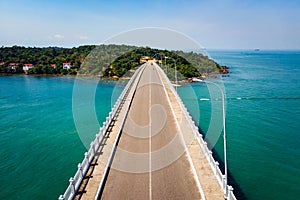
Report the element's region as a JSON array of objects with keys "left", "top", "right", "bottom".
[{"left": 100, "top": 63, "right": 202, "bottom": 199}]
